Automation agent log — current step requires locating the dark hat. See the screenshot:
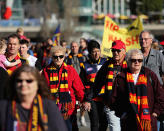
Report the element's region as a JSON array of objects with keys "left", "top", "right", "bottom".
[
  {"left": 111, "top": 40, "right": 126, "bottom": 51},
  {"left": 87, "top": 40, "right": 100, "bottom": 54}
]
